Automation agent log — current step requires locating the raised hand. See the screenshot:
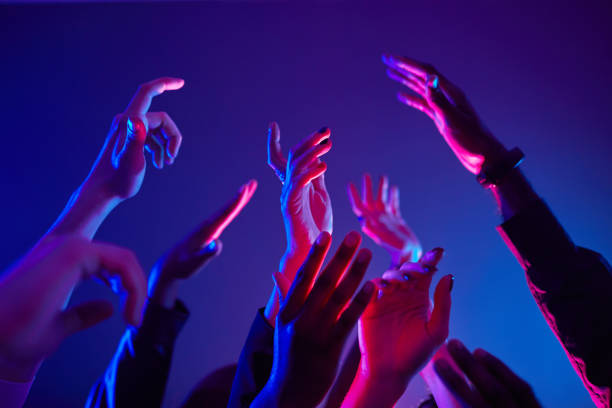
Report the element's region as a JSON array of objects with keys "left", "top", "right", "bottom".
[
  {"left": 46, "top": 77, "right": 186, "bottom": 241},
  {"left": 434, "top": 339, "right": 542, "bottom": 408},
  {"left": 148, "top": 180, "right": 257, "bottom": 308},
  {"left": 254, "top": 231, "right": 375, "bottom": 408},
  {"left": 382, "top": 55, "right": 509, "bottom": 175},
  {"left": 268, "top": 122, "right": 332, "bottom": 253},
  {"left": 86, "top": 77, "right": 185, "bottom": 200},
  {"left": 348, "top": 174, "right": 421, "bottom": 266},
  {"left": 342, "top": 248, "right": 453, "bottom": 408},
  {"left": 0, "top": 236, "right": 146, "bottom": 383}
]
